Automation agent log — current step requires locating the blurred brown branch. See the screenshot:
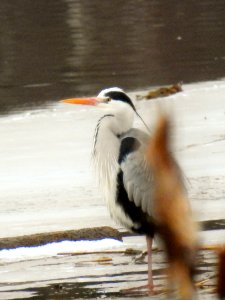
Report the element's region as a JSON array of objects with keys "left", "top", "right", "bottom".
[
  {"left": 147, "top": 113, "right": 198, "bottom": 300},
  {"left": 136, "top": 82, "right": 182, "bottom": 100},
  {"left": 217, "top": 246, "right": 225, "bottom": 299}
]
